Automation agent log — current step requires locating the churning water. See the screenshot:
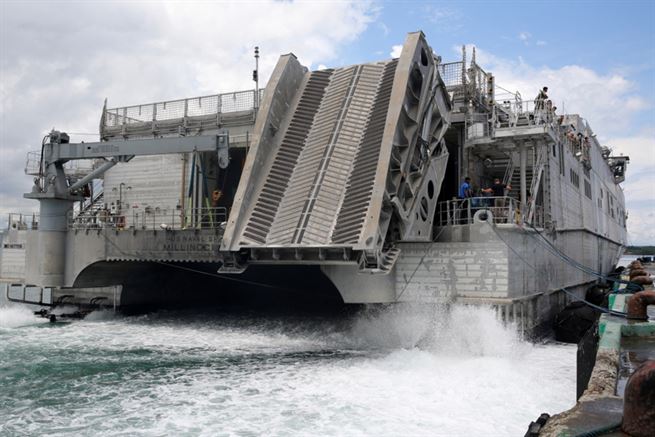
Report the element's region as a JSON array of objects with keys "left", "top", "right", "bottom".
[{"left": 0, "top": 302, "right": 576, "bottom": 436}]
